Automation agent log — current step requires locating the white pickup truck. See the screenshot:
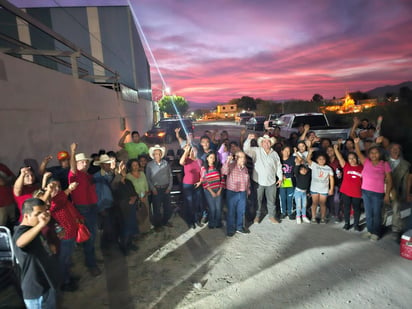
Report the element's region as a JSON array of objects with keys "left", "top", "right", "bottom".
[{"left": 276, "top": 113, "right": 350, "bottom": 141}]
